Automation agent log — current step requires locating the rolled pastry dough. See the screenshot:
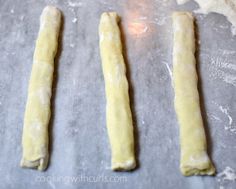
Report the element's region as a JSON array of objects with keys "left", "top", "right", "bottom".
[
  {"left": 21, "top": 6, "right": 61, "bottom": 171},
  {"left": 172, "top": 12, "right": 215, "bottom": 176},
  {"left": 99, "top": 12, "right": 136, "bottom": 171}
]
